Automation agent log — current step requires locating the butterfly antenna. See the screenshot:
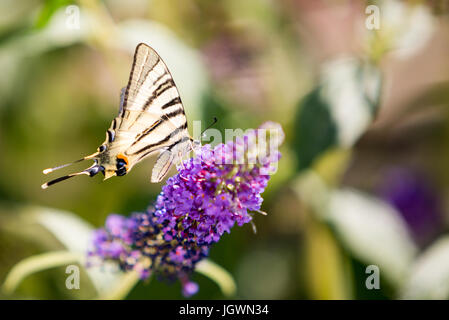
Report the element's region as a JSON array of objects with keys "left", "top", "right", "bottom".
[
  {"left": 42, "top": 152, "right": 99, "bottom": 174},
  {"left": 189, "top": 117, "right": 218, "bottom": 151},
  {"left": 42, "top": 158, "right": 85, "bottom": 174},
  {"left": 41, "top": 172, "right": 89, "bottom": 189},
  {"left": 201, "top": 117, "right": 218, "bottom": 138},
  {"left": 41, "top": 164, "right": 103, "bottom": 189},
  {"left": 190, "top": 117, "right": 218, "bottom": 142}
]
